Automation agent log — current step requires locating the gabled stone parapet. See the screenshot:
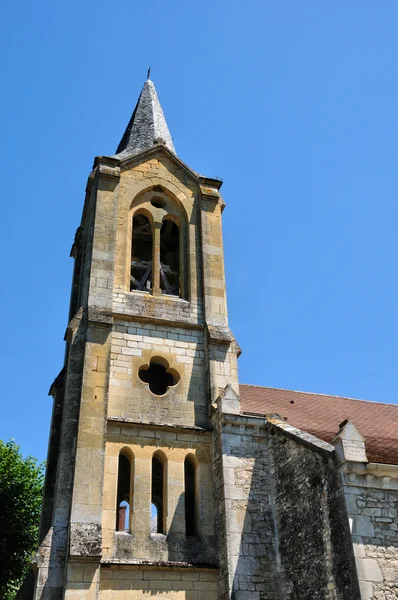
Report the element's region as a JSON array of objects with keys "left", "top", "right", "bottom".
[
  {"left": 267, "top": 415, "right": 335, "bottom": 457},
  {"left": 214, "top": 384, "right": 241, "bottom": 416},
  {"left": 333, "top": 419, "right": 368, "bottom": 465}
]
